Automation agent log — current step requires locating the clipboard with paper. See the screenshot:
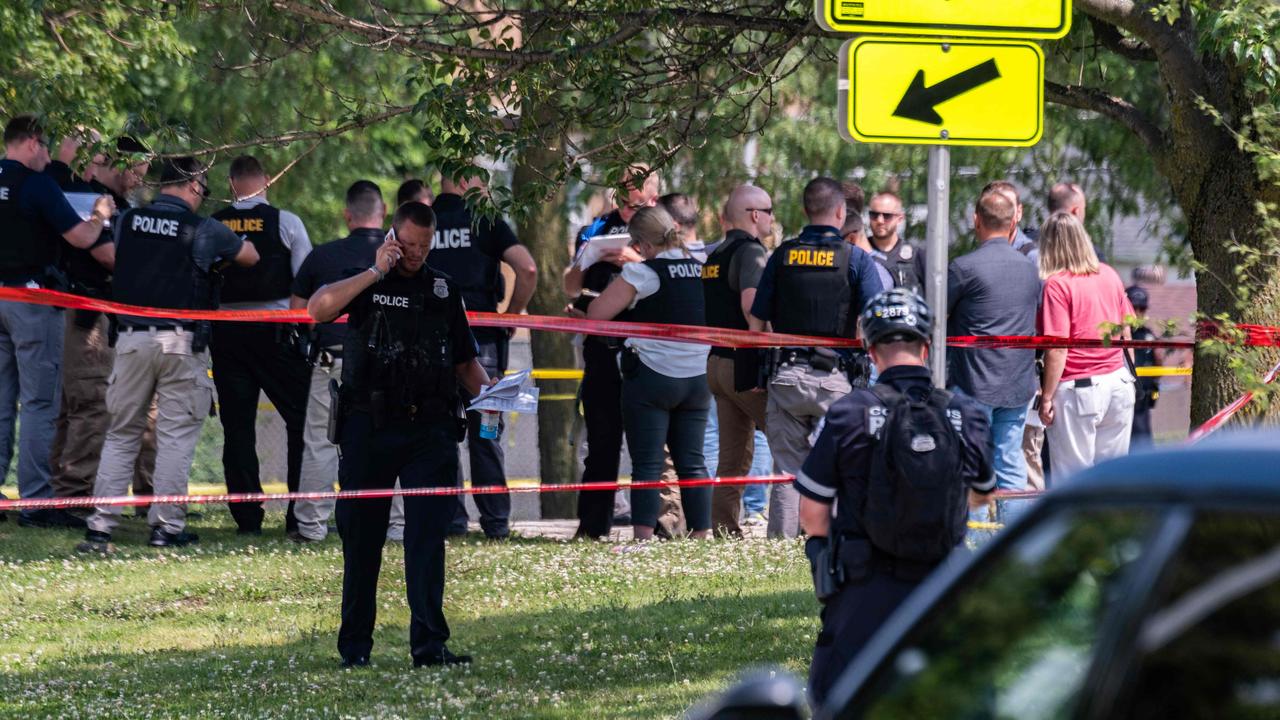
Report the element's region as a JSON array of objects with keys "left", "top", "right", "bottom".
[{"left": 574, "top": 233, "right": 632, "bottom": 270}]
